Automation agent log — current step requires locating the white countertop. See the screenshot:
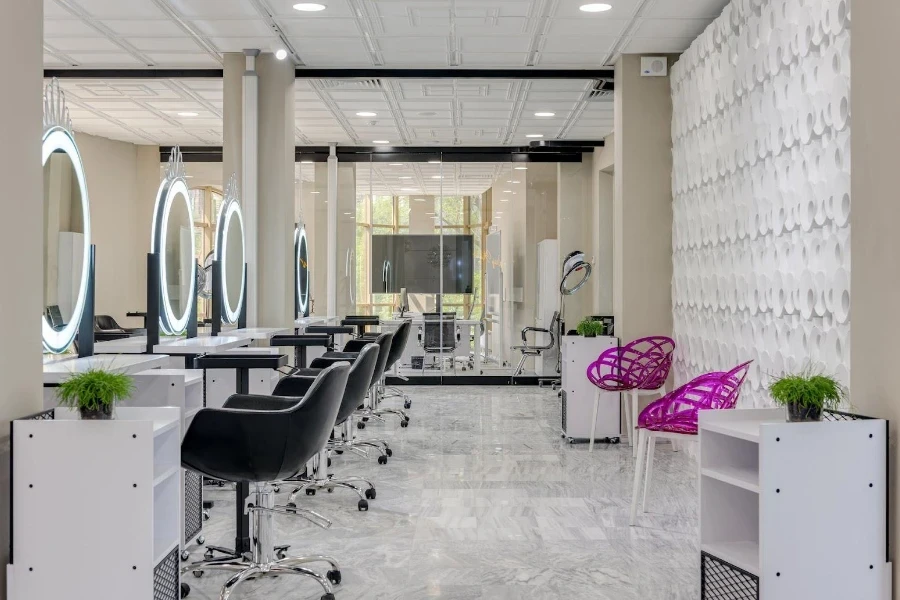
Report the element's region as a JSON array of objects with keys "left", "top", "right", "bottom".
[
  {"left": 43, "top": 354, "right": 171, "bottom": 384},
  {"left": 221, "top": 327, "right": 291, "bottom": 340},
  {"left": 153, "top": 335, "right": 251, "bottom": 355},
  {"left": 382, "top": 318, "right": 481, "bottom": 326},
  {"left": 295, "top": 316, "right": 339, "bottom": 328},
  {"left": 94, "top": 336, "right": 149, "bottom": 354}
]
